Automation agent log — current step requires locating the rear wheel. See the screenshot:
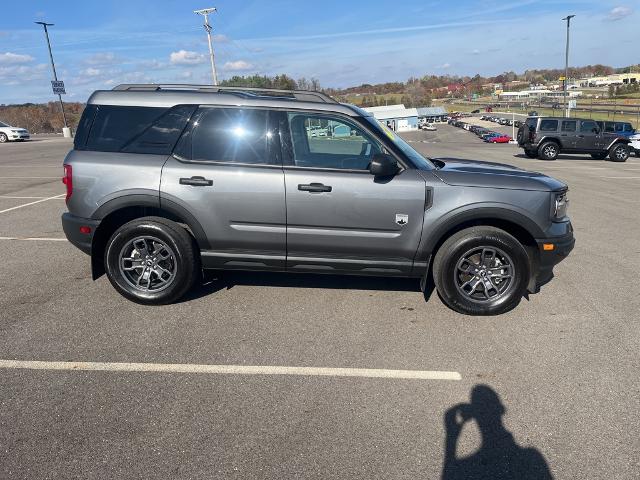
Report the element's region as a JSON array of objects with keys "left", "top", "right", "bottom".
[
  {"left": 538, "top": 141, "right": 559, "bottom": 160},
  {"left": 433, "top": 227, "right": 530, "bottom": 316},
  {"left": 524, "top": 149, "right": 538, "bottom": 158},
  {"left": 104, "top": 217, "right": 199, "bottom": 305},
  {"left": 590, "top": 152, "right": 607, "bottom": 160},
  {"left": 609, "top": 143, "right": 629, "bottom": 162}
]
